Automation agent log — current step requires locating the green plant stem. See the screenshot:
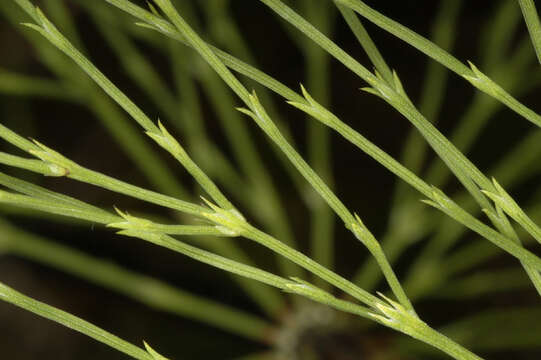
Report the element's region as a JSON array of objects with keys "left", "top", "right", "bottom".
[
  {"left": 254, "top": 1, "right": 541, "bottom": 302},
  {"left": 483, "top": 179, "right": 541, "bottom": 248},
  {"left": 102, "top": 0, "right": 541, "bottom": 257},
  {"left": 301, "top": 0, "right": 336, "bottom": 288},
  {"left": 241, "top": 223, "right": 380, "bottom": 308},
  {"left": 88, "top": 0, "right": 290, "bottom": 311},
  {"left": 425, "top": 36, "right": 534, "bottom": 188},
  {"left": 404, "top": 87, "right": 541, "bottom": 298},
  {"left": 96, "top": 0, "right": 302, "bottom": 280},
  {"left": 519, "top": 0, "right": 541, "bottom": 64},
  {"left": 201, "top": 0, "right": 309, "bottom": 193},
  {"left": 167, "top": 44, "right": 289, "bottom": 314},
  {"left": 0, "top": 152, "right": 58, "bottom": 176},
  {"left": 196, "top": 67, "right": 302, "bottom": 276},
  {"left": 147, "top": 0, "right": 411, "bottom": 312},
  {"left": 131, "top": 0, "right": 541, "bottom": 303},
  {"left": 255, "top": 0, "right": 495, "bottom": 214},
  {"left": 407, "top": 173, "right": 541, "bottom": 298},
  {"left": 98, "top": 0, "right": 512, "bottom": 301},
  {"left": 9, "top": 0, "right": 290, "bottom": 317},
  {"left": 168, "top": 42, "right": 244, "bottom": 189},
  {"left": 0, "top": 125, "right": 205, "bottom": 215},
  {"left": 370, "top": 298, "right": 483, "bottom": 360},
  {"left": 1, "top": 0, "right": 189, "bottom": 200},
  {"left": 146, "top": 121, "right": 235, "bottom": 211},
  {"left": 411, "top": 323, "right": 483, "bottom": 360},
  {"left": 0, "top": 171, "right": 112, "bottom": 214},
  {"left": 101, "top": 0, "right": 491, "bottom": 292},
  {"left": 334, "top": 0, "right": 541, "bottom": 129},
  {"left": 0, "top": 188, "right": 224, "bottom": 238},
  {"left": 0, "top": 179, "right": 364, "bottom": 321},
  {"left": 19, "top": 7, "right": 158, "bottom": 135},
  {"left": 397, "top": 307, "right": 541, "bottom": 357},
  {"left": 81, "top": 1, "right": 245, "bottom": 205},
  {"left": 1, "top": 142, "right": 285, "bottom": 319},
  {"left": 100, "top": 0, "right": 304, "bottom": 105},
  {"left": 0, "top": 281, "right": 153, "bottom": 360},
  {"left": 422, "top": 190, "right": 541, "bottom": 271},
  {"left": 398, "top": 0, "right": 461, "bottom": 180},
  {"left": 0, "top": 219, "right": 272, "bottom": 342},
  {"left": 286, "top": 87, "right": 541, "bottom": 279},
  {"left": 120, "top": 230, "right": 374, "bottom": 320},
  {"left": 334, "top": 2, "right": 394, "bottom": 86},
  {"left": 352, "top": 206, "right": 436, "bottom": 291}
]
